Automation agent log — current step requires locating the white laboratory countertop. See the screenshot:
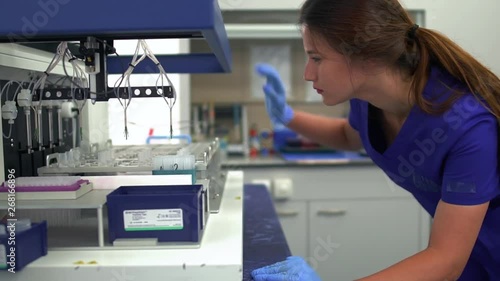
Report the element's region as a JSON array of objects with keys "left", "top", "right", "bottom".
[{"left": 0, "top": 171, "right": 244, "bottom": 281}]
